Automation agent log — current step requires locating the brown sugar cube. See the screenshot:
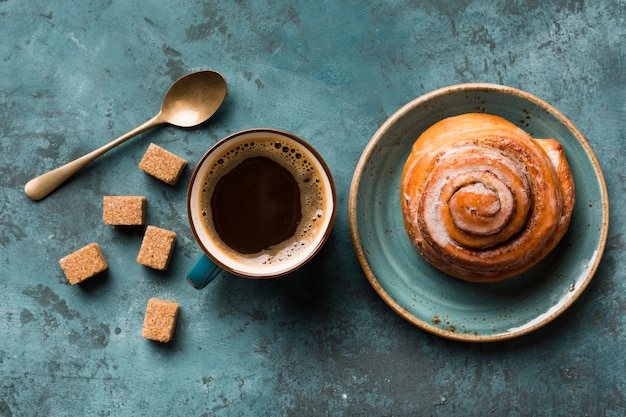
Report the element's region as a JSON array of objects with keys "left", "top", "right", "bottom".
[
  {"left": 136, "top": 226, "right": 176, "bottom": 270},
  {"left": 138, "top": 143, "right": 187, "bottom": 185},
  {"left": 103, "top": 196, "right": 146, "bottom": 225},
  {"left": 142, "top": 298, "right": 180, "bottom": 343},
  {"left": 59, "top": 243, "right": 108, "bottom": 285}
]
